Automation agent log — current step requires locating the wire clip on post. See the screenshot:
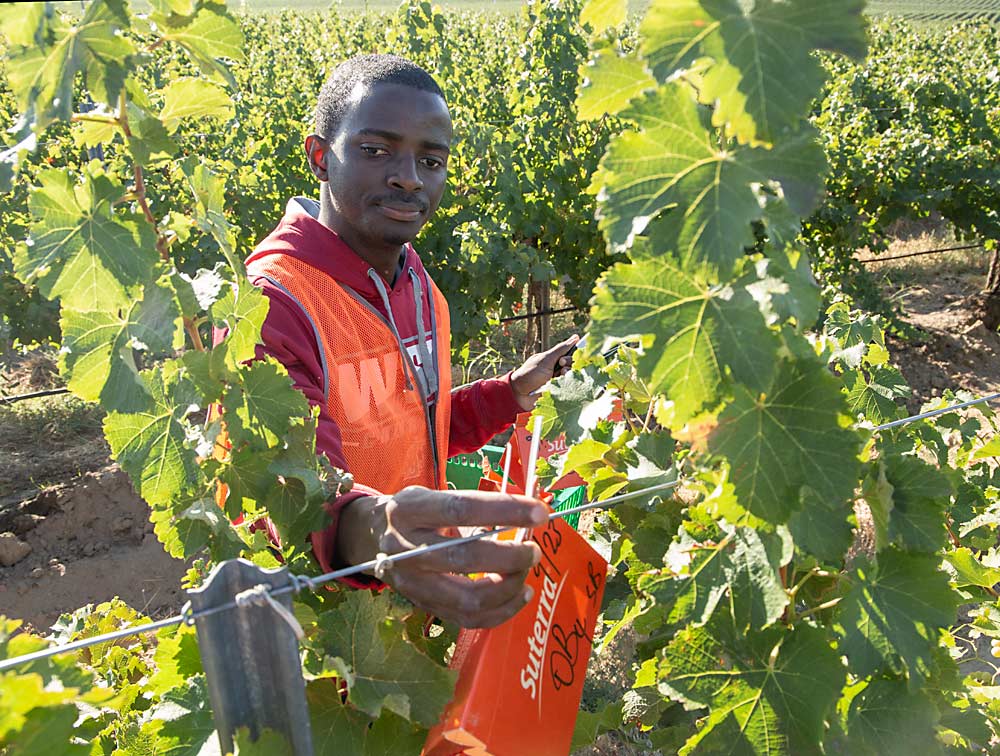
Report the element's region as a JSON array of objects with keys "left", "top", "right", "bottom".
[{"left": 186, "top": 559, "right": 313, "bottom": 755}]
